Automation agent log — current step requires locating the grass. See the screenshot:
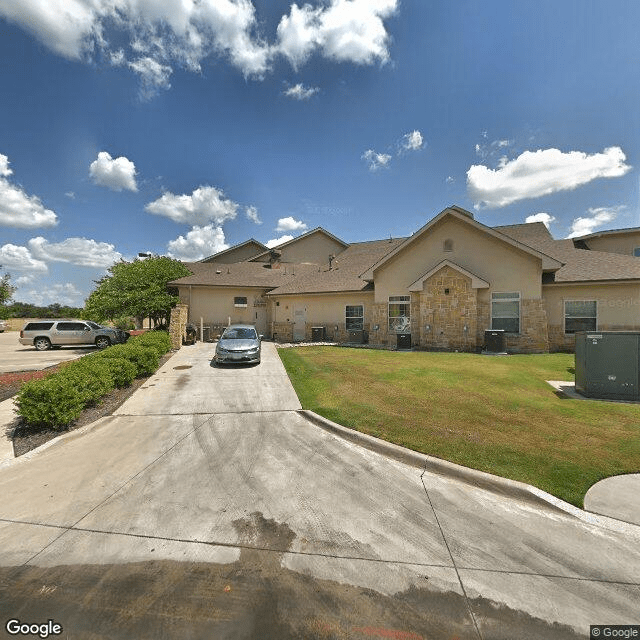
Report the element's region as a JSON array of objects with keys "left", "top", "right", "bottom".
[{"left": 277, "top": 346, "right": 640, "bottom": 507}]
